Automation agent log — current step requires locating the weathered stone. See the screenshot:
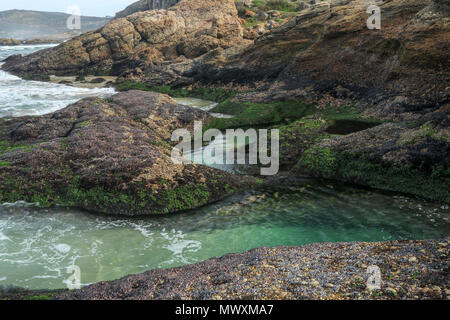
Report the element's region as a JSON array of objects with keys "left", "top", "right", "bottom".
[
  {"left": 257, "top": 11, "right": 269, "bottom": 21},
  {"left": 293, "top": 112, "right": 450, "bottom": 203},
  {"left": 266, "top": 20, "right": 280, "bottom": 30},
  {"left": 189, "top": 0, "right": 449, "bottom": 108},
  {"left": 2, "top": 0, "right": 245, "bottom": 77},
  {"left": 0, "top": 91, "right": 254, "bottom": 216}
]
